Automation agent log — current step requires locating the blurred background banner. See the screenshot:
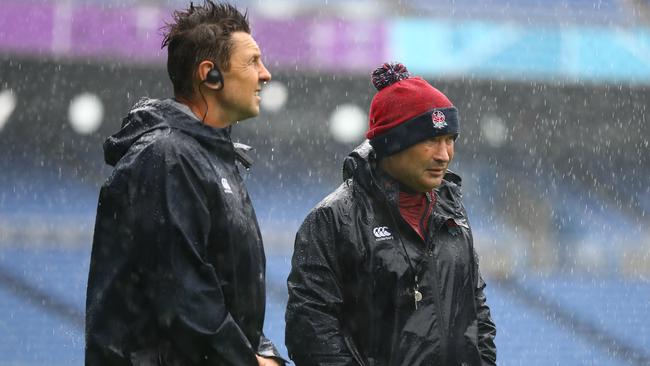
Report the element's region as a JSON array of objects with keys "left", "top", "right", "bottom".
[
  {"left": 391, "top": 20, "right": 650, "bottom": 83},
  {"left": 4, "top": 0, "right": 650, "bottom": 82},
  {"left": 1, "top": 0, "right": 650, "bottom": 365}
]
